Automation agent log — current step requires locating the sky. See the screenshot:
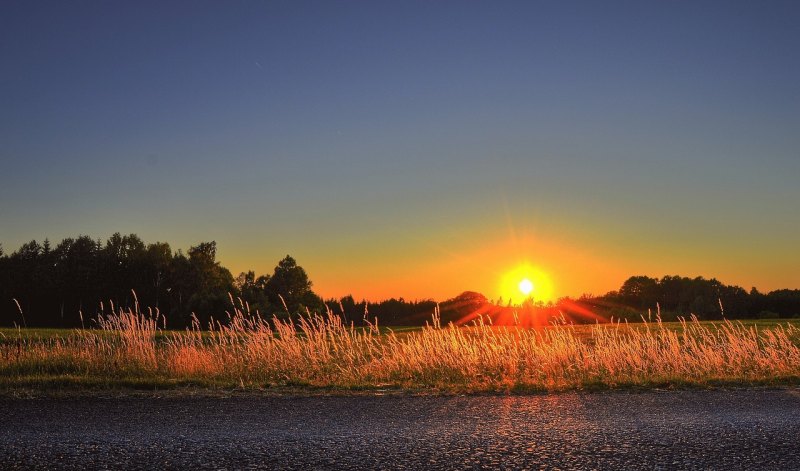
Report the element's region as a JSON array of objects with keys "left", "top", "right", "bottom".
[{"left": 1, "top": 1, "right": 799, "bottom": 302}]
